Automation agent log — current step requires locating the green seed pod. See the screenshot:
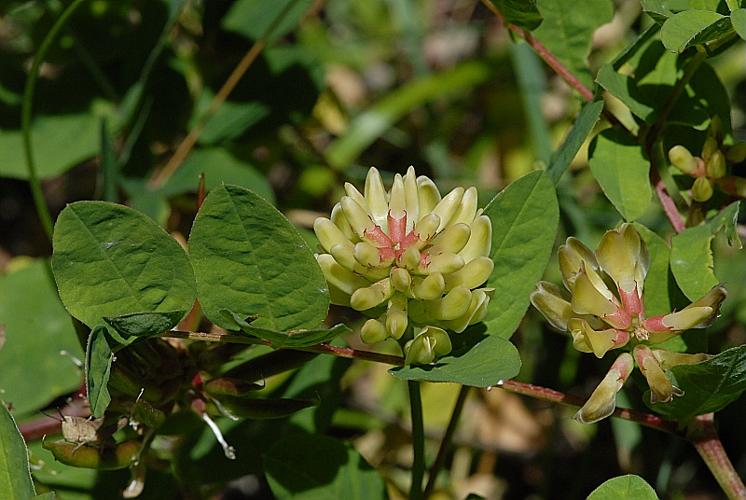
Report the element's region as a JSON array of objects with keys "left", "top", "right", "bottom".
[
  {"left": 668, "top": 145, "right": 698, "bottom": 174},
  {"left": 206, "top": 396, "right": 317, "bottom": 420},
  {"left": 203, "top": 377, "right": 264, "bottom": 398},
  {"left": 43, "top": 439, "right": 139, "bottom": 470},
  {"left": 726, "top": 142, "right": 746, "bottom": 163},
  {"left": 131, "top": 399, "right": 167, "bottom": 429},
  {"left": 705, "top": 150, "right": 726, "bottom": 179},
  {"left": 691, "top": 176, "right": 714, "bottom": 202}
]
